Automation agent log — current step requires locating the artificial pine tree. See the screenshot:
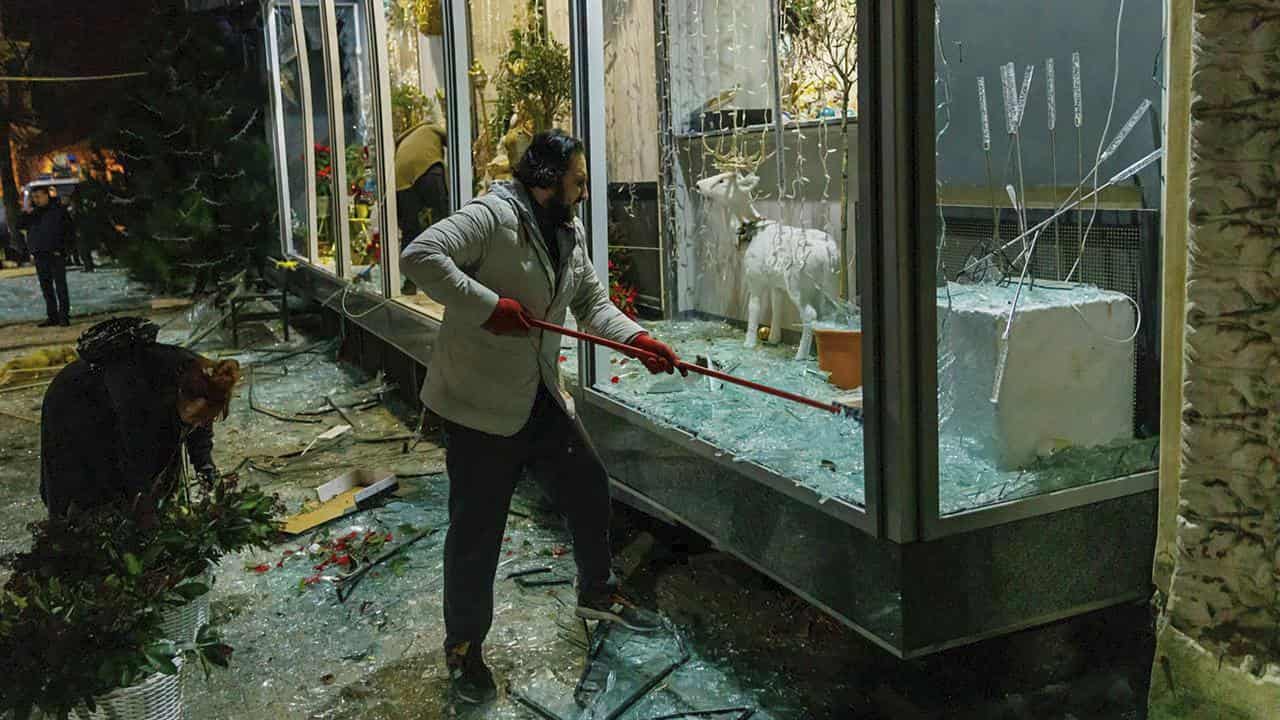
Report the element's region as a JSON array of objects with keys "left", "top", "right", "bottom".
[{"left": 77, "top": 4, "right": 277, "bottom": 295}]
